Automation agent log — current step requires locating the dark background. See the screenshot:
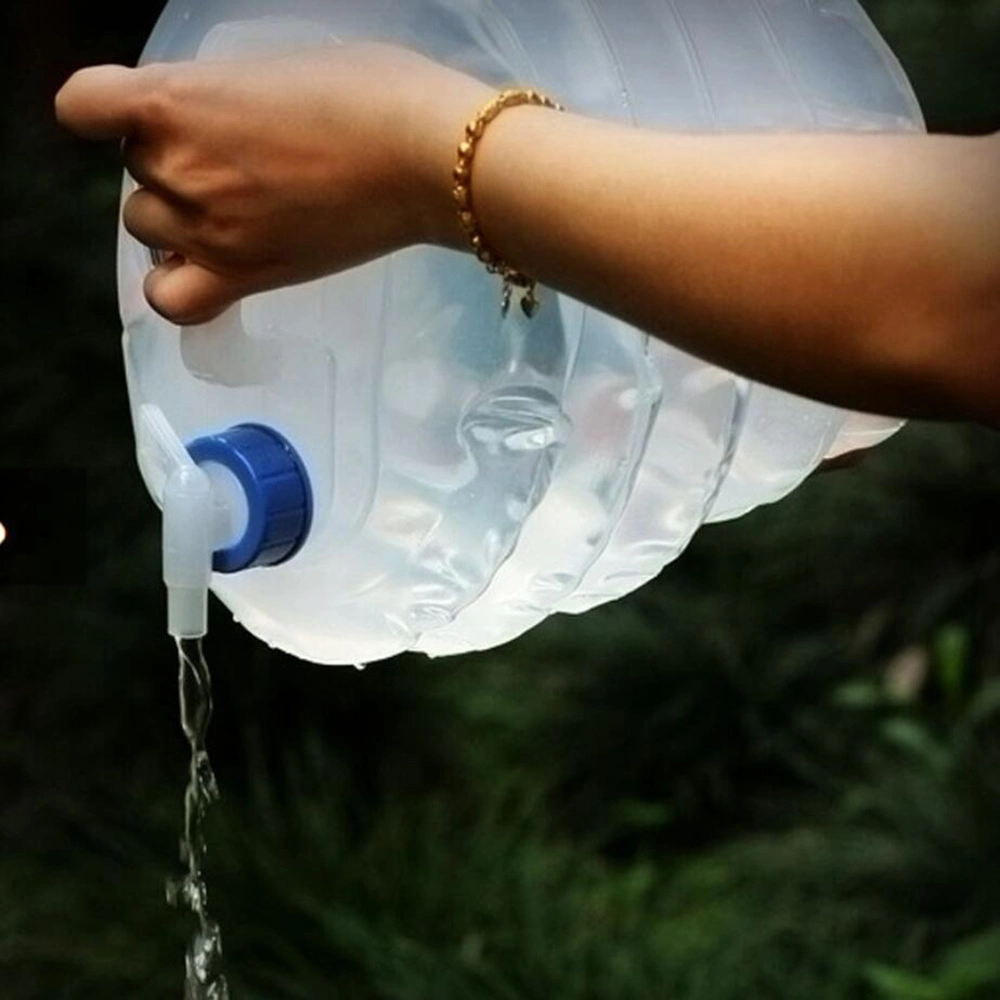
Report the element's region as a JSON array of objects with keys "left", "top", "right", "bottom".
[
  {"left": 1, "top": 3, "right": 999, "bottom": 999},
  {"left": 0, "top": 470, "right": 87, "bottom": 585}
]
